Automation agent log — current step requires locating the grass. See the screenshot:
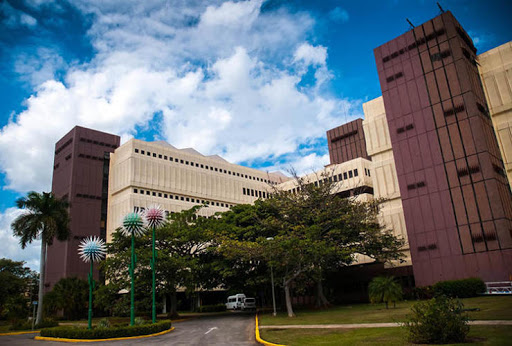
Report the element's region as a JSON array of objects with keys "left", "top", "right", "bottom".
[
  {"left": 260, "top": 325, "right": 512, "bottom": 346},
  {"left": 259, "top": 296, "right": 512, "bottom": 326}
]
